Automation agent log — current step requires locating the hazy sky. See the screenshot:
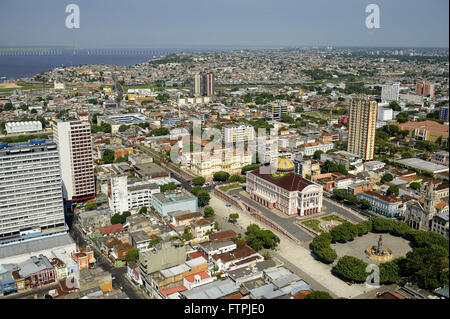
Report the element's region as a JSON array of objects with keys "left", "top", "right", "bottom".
[{"left": 0, "top": 0, "right": 448, "bottom": 48}]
